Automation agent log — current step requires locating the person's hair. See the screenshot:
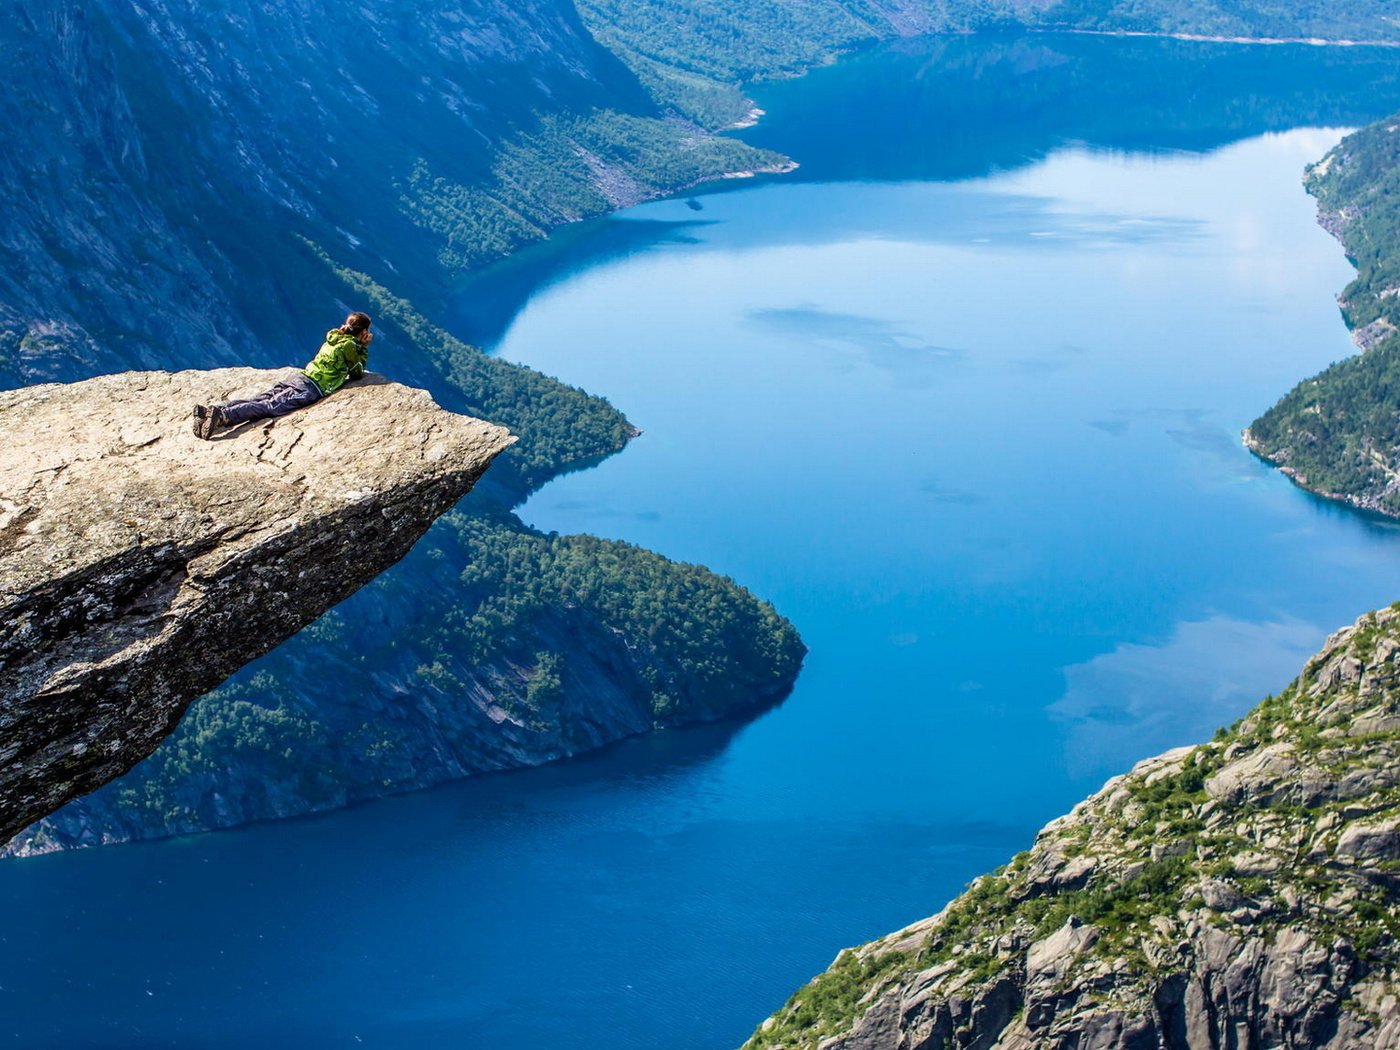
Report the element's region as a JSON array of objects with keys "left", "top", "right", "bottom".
[{"left": 339, "top": 312, "right": 372, "bottom": 336}]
